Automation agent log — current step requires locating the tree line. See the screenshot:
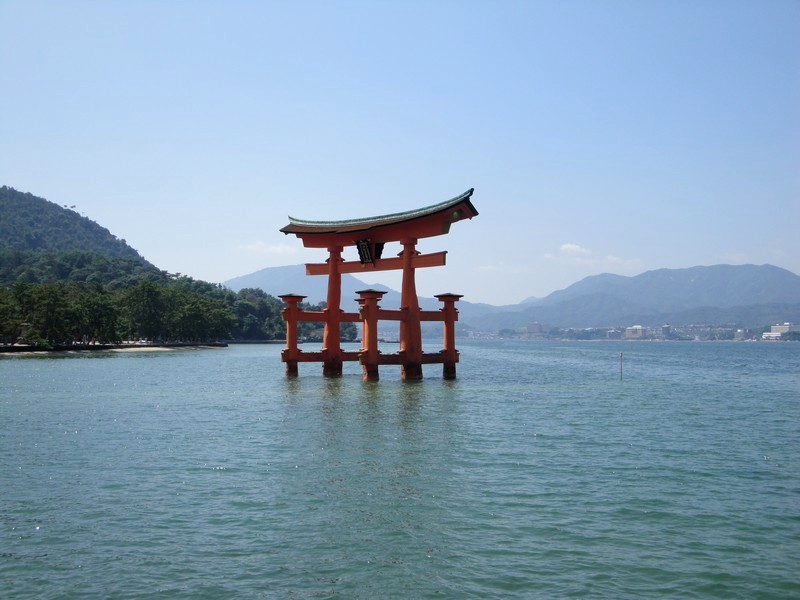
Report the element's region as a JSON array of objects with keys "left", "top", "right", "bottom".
[
  {"left": 0, "top": 249, "right": 159, "bottom": 289},
  {"left": 0, "top": 278, "right": 355, "bottom": 349},
  {"left": 1, "top": 187, "right": 359, "bottom": 348}
]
